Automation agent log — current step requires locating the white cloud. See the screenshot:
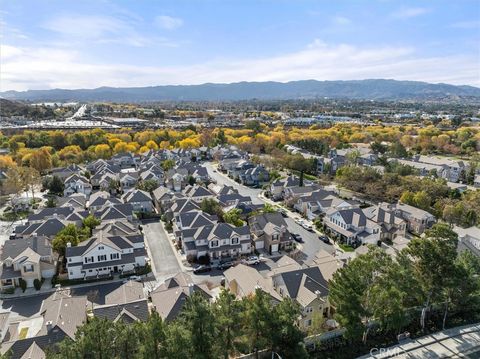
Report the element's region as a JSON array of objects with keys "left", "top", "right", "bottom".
[
  {"left": 155, "top": 15, "right": 183, "bottom": 30},
  {"left": 43, "top": 14, "right": 152, "bottom": 47},
  {"left": 391, "top": 7, "right": 430, "bottom": 19},
  {"left": 1, "top": 40, "right": 478, "bottom": 91}
]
